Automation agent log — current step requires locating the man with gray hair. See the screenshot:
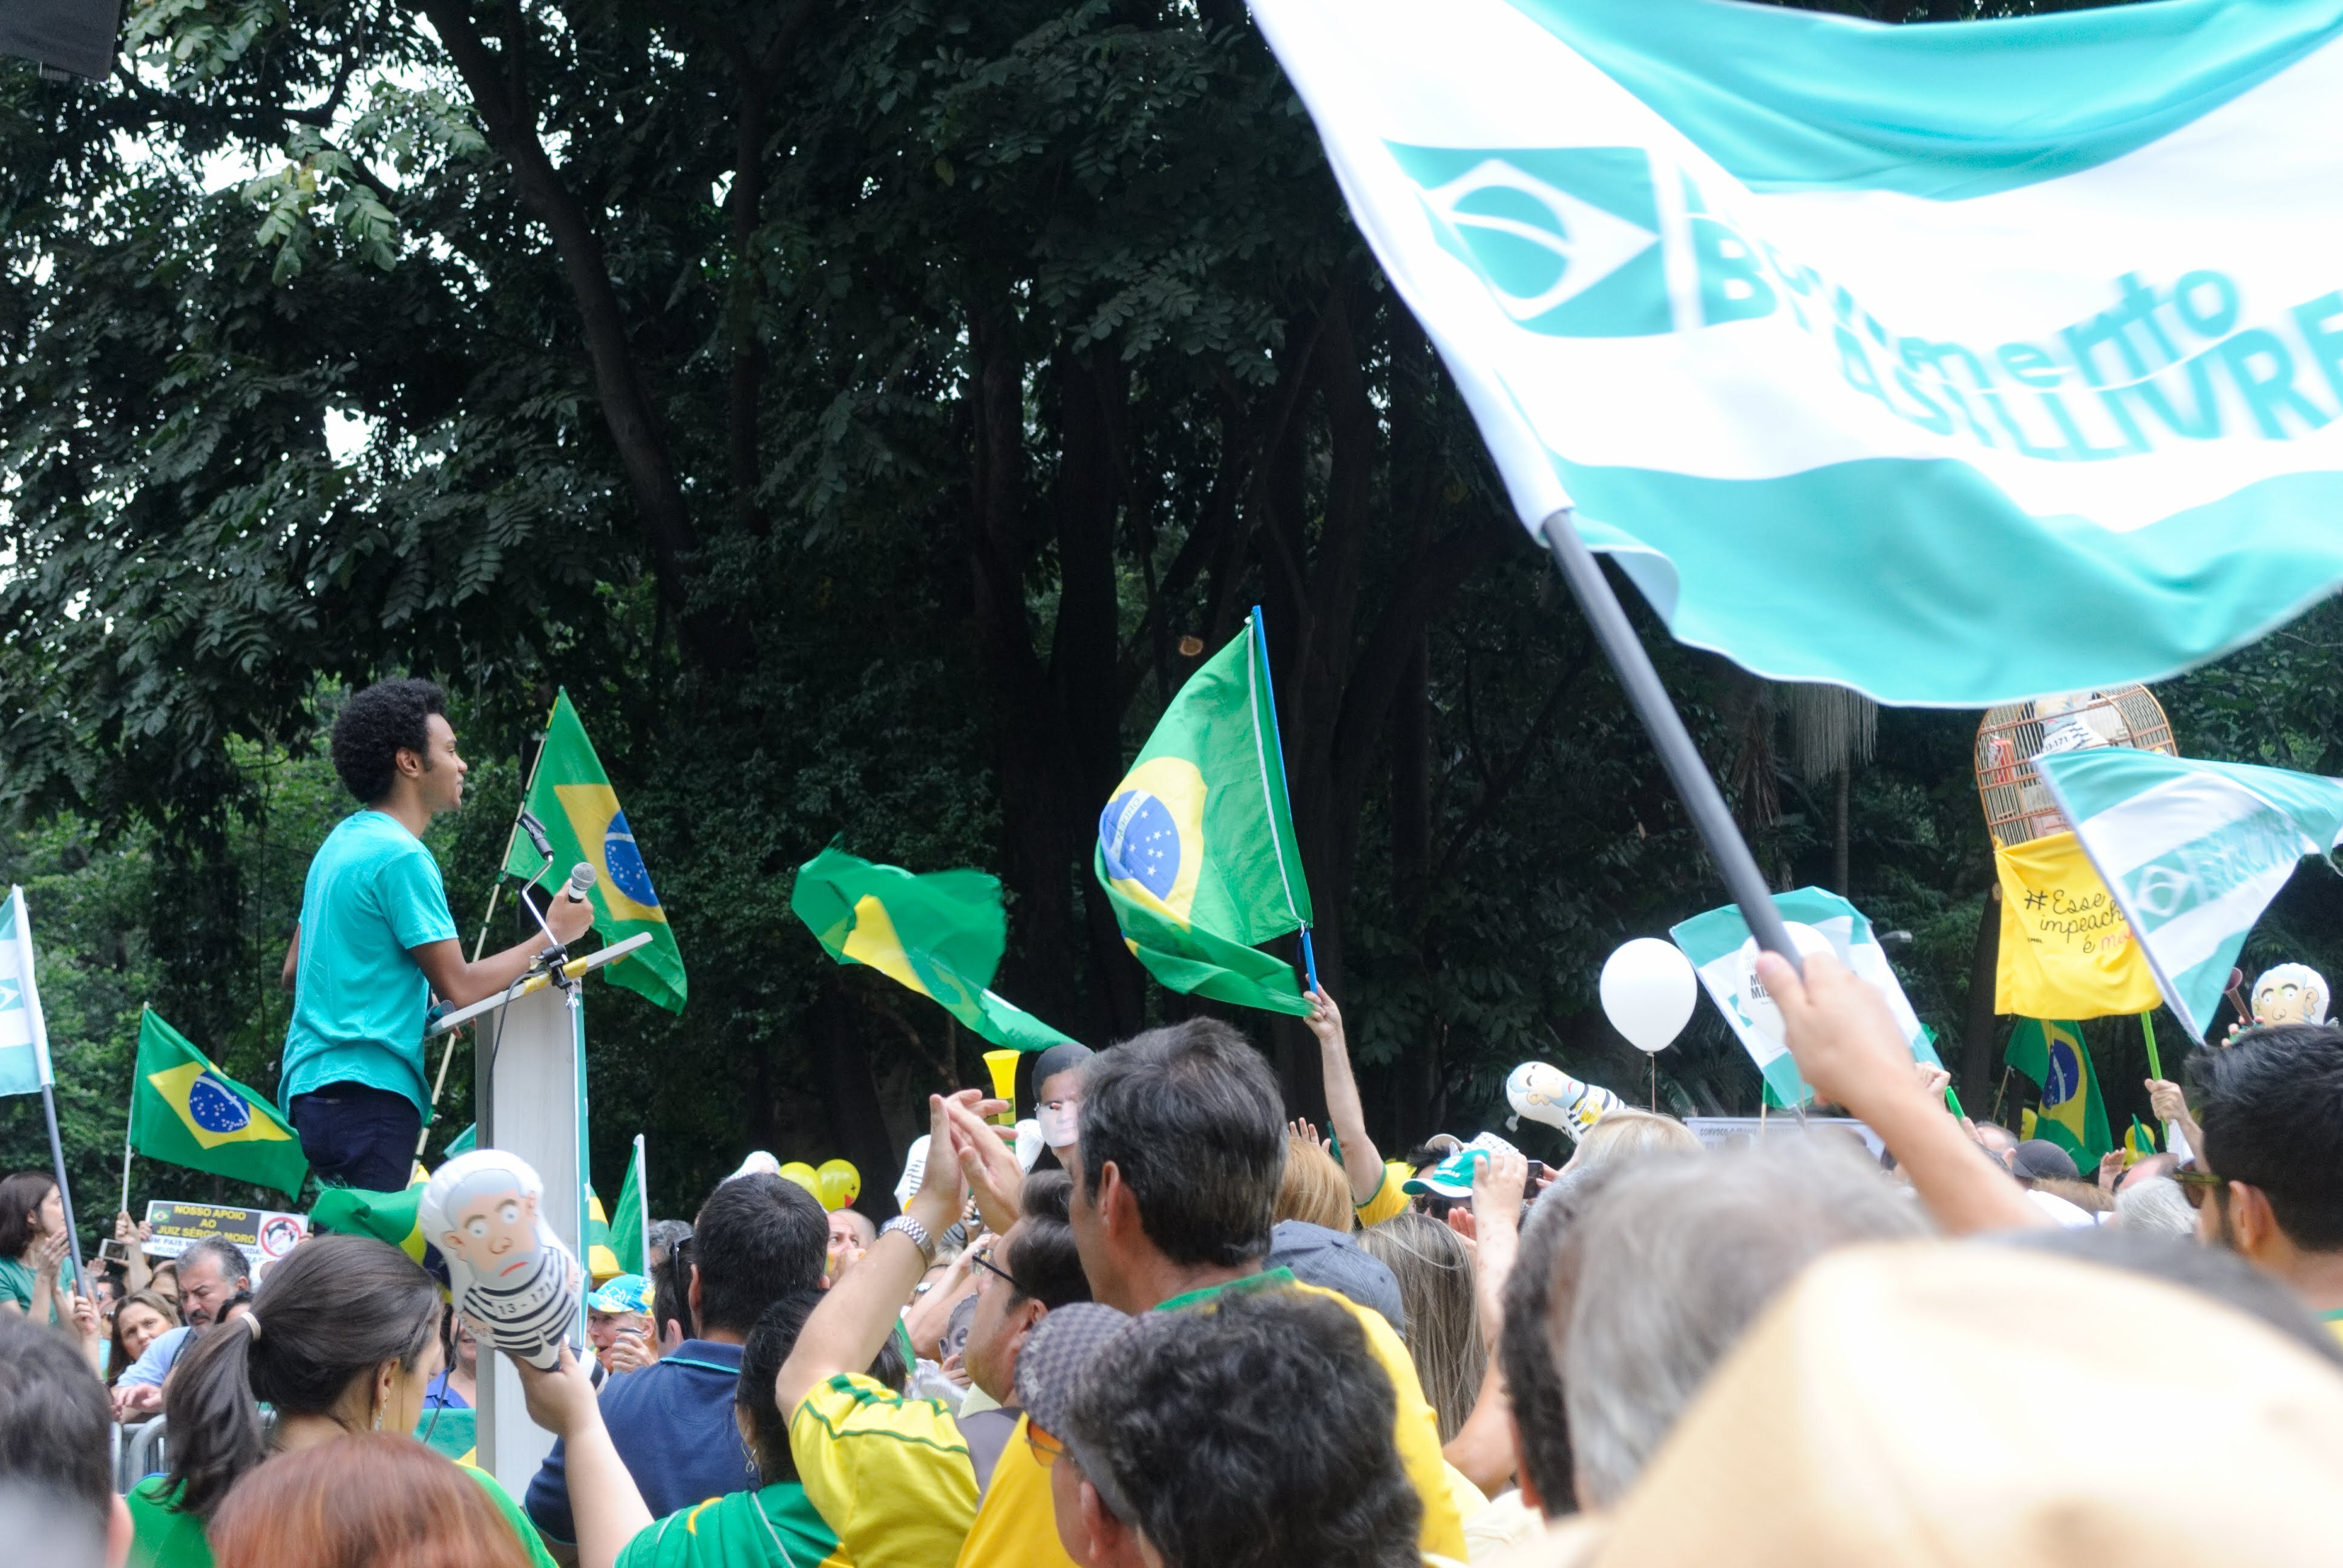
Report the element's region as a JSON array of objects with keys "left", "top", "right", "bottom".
[
  {"left": 1559, "top": 1137, "right": 1928, "bottom": 1509},
  {"left": 110, "top": 1235, "right": 248, "bottom": 1419}
]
